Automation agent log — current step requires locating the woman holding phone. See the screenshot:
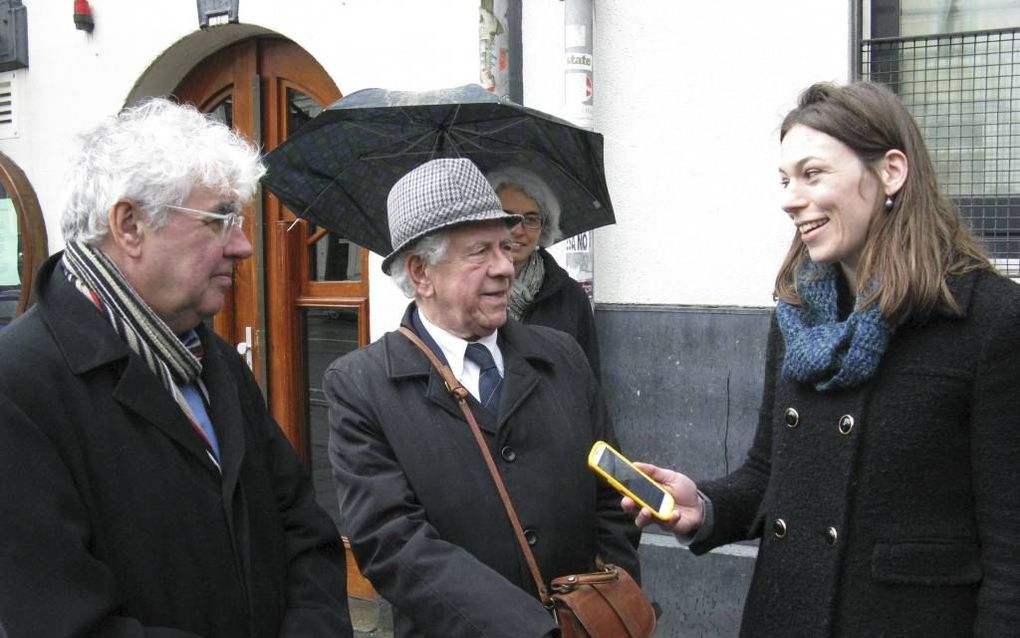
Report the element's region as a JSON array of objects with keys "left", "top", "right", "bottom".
[{"left": 625, "top": 81, "right": 1020, "bottom": 635}]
